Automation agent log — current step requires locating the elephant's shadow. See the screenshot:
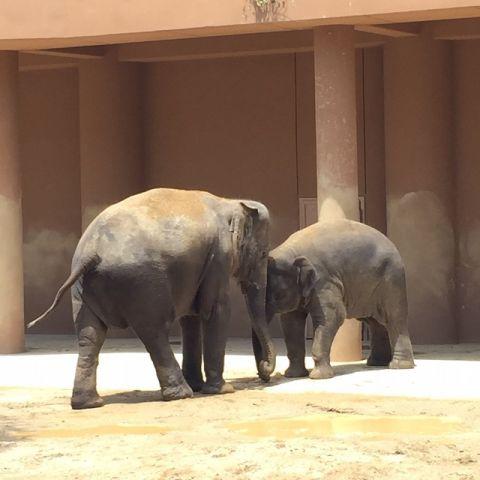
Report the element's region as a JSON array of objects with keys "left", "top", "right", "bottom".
[
  {"left": 230, "top": 361, "right": 387, "bottom": 391},
  {"left": 103, "top": 390, "right": 163, "bottom": 405},
  {"left": 102, "top": 362, "right": 386, "bottom": 405}
]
